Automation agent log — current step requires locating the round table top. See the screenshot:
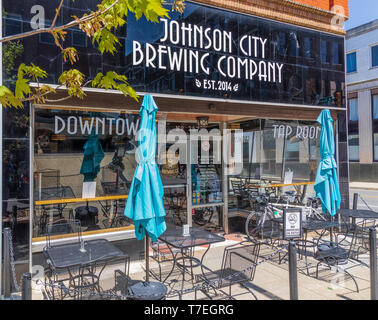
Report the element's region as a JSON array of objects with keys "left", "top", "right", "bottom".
[
  {"left": 75, "top": 206, "right": 98, "bottom": 216},
  {"left": 338, "top": 209, "right": 378, "bottom": 219}
]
